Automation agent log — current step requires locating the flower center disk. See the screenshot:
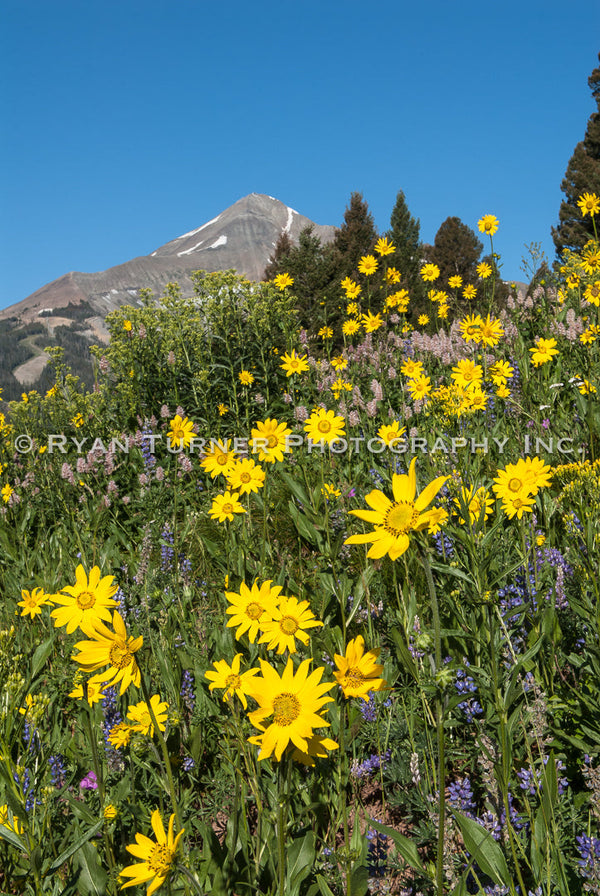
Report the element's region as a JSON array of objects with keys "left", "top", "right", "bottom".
[
  {"left": 280, "top": 616, "right": 298, "bottom": 636},
  {"left": 148, "top": 843, "right": 174, "bottom": 874},
  {"left": 273, "top": 692, "right": 301, "bottom": 726},
  {"left": 109, "top": 644, "right": 133, "bottom": 669},
  {"left": 77, "top": 591, "right": 96, "bottom": 610},
  {"left": 385, "top": 502, "right": 418, "bottom": 536}
]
